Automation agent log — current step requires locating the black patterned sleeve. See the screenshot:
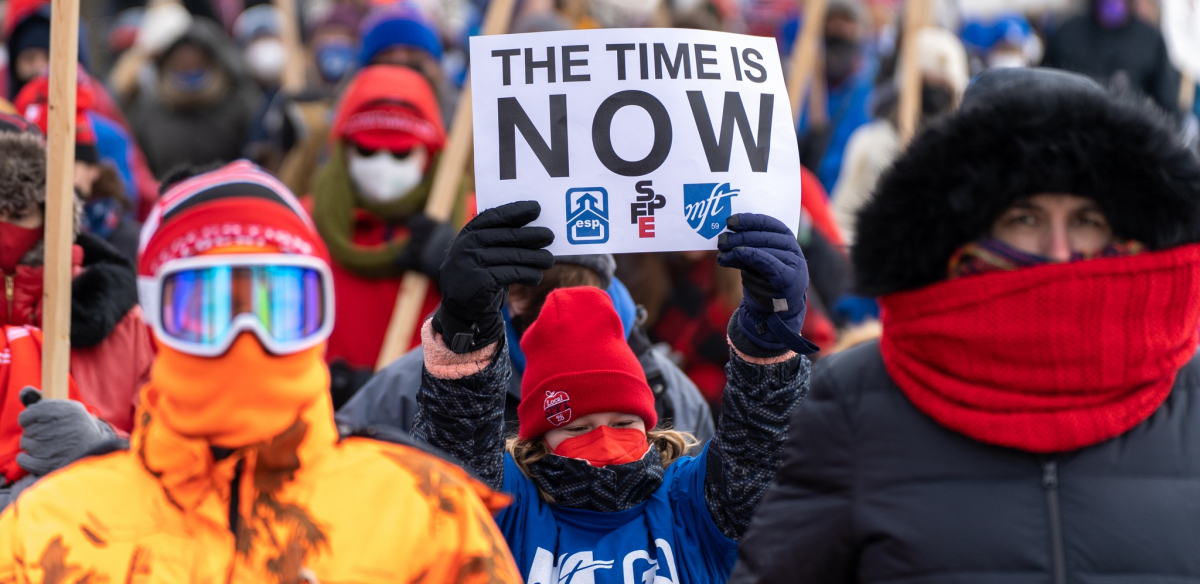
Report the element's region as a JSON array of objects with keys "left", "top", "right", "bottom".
[
  {"left": 411, "top": 341, "right": 511, "bottom": 491},
  {"left": 705, "top": 349, "right": 811, "bottom": 540}
]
